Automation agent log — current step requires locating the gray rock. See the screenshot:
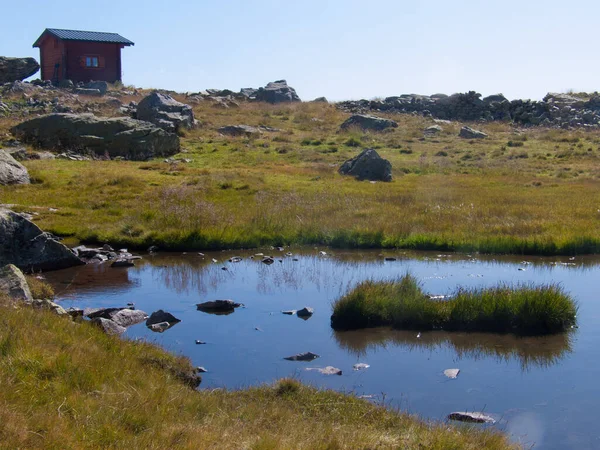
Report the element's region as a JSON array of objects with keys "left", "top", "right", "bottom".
[
  {"left": 0, "top": 57, "right": 40, "bottom": 83},
  {"left": 254, "top": 80, "right": 301, "bottom": 104},
  {"left": 262, "top": 257, "right": 275, "bottom": 265},
  {"left": 31, "top": 299, "right": 68, "bottom": 316},
  {"left": 146, "top": 309, "right": 181, "bottom": 327},
  {"left": 84, "top": 81, "right": 109, "bottom": 95},
  {"left": 196, "top": 299, "right": 243, "bottom": 313},
  {"left": 444, "top": 368, "right": 460, "bottom": 379},
  {"left": 353, "top": 363, "right": 370, "bottom": 371},
  {"left": 284, "top": 352, "right": 320, "bottom": 362},
  {"left": 0, "top": 210, "right": 84, "bottom": 272},
  {"left": 58, "top": 79, "right": 74, "bottom": 89},
  {"left": 74, "top": 88, "right": 102, "bottom": 96},
  {"left": 86, "top": 307, "right": 148, "bottom": 328},
  {"left": 0, "top": 149, "right": 30, "bottom": 185},
  {"left": 339, "top": 148, "right": 392, "bottom": 182},
  {"left": 91, "top": 317, "right": 126, "bottom": 335},
  {"left": 11, "top": 113, "right": 180, "bottom": 161},
  {"left": 136, "top": 92, "right": 196, "bottom": 132},
  {"left": 306, "top": 366, "right": 342, "bottom": 375},
  {"left": 459, "top": 126, "right": 488, "bottom": 139},
  {"left": 312, "top": 97, "right": 328, "bottom": 103},
  {"left": 424, "top": 125, "right": 443, "bottom": 136},
  {"left": 0, "top": 264, "right": 33, "bottom": 301},
  {"left": 281, "top": 310, "right": 297, "bottom": 315},
  {"left": 340, "top": 114, "right": 398, "bottom": 132},
  {"left": 448, "top": 412, "right": 495, "bottom": 424},
  {"left": 217, "top": 125, "right": 261, "bottom": 137}
]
